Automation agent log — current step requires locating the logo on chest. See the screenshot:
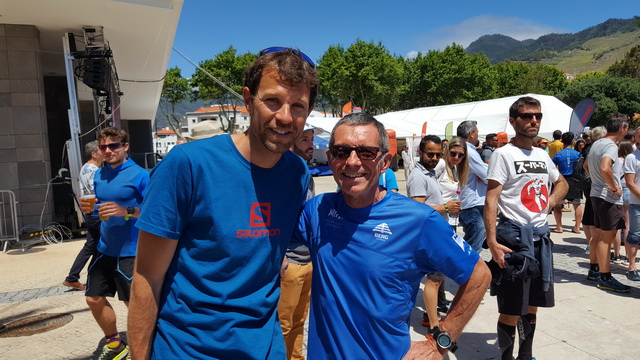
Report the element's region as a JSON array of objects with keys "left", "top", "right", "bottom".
[
  {"left": 236, "top": 202, "right": 280, "bottom": 238},
  {"left": 373, "top": 223, "right": 392, "bottom": 241},
  {"left": 514, "top": 160, "right": 548, "bottom": 174}
]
